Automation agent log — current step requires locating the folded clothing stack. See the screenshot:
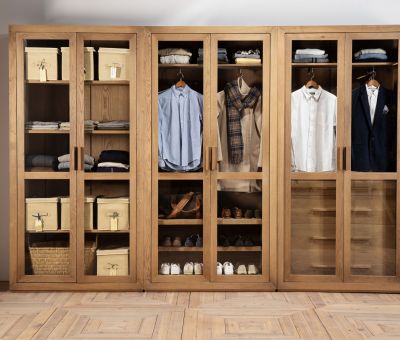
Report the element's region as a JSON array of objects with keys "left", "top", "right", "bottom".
[
  {"left": 84, "top": 120, "right": 98, "bottom": 131},
  {"left": 159, "top": 48, "right": 192, "bottom": 64},
  {"left": 96, "top": 150, "right": 129, "bottom": 172},
  {"left": 58, "top": 153, "right": 95, "bottom": 171},
  {"left": 96, "top": 120, "right": 129, "bottom": 130},
  {"left": 25, "top": 121, "right": 60, "bottom": 130},
  {"left": 293, "top": 48, "right": 329, "bottom": 63},
  {"left": 354, "top": 48, "right": 387, "bottom": 61},
  {"left": 197, "top": 48, "right": 228, "bottom": 64},
  {"left": 59, "top": 122, "right": 70, "bottom": 130},
  {"left": 234, "top": 49, "right": 261, "bottom": 64},
  {"left": 26, "top": 154, "right": 58, "bottom": 170}
]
